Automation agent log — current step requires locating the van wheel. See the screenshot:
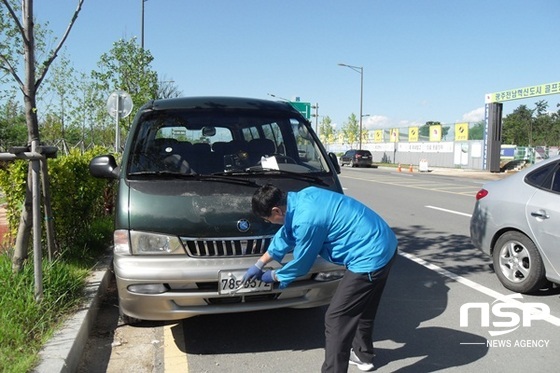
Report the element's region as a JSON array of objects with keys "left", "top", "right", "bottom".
[
  {"left": 120, "top": 309, "right": 142, "bottom": 325},
  {"left": 493, "top": 231, "right": 547, "bottom": 293}
]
